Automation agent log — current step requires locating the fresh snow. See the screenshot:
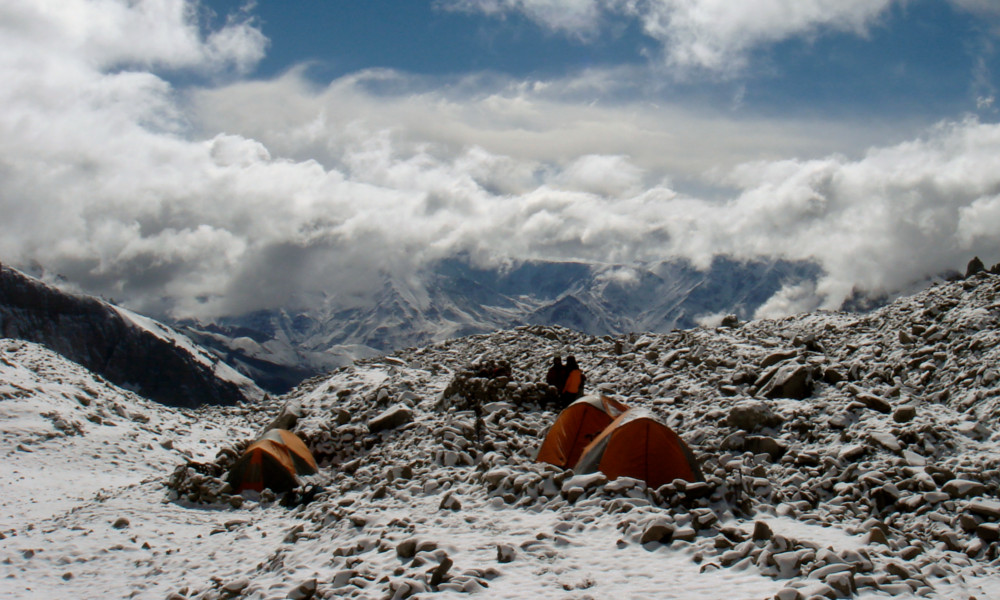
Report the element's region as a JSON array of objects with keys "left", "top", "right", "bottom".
[{"left": 4, "top": 273, "right": 1000, "bottom": 599}]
